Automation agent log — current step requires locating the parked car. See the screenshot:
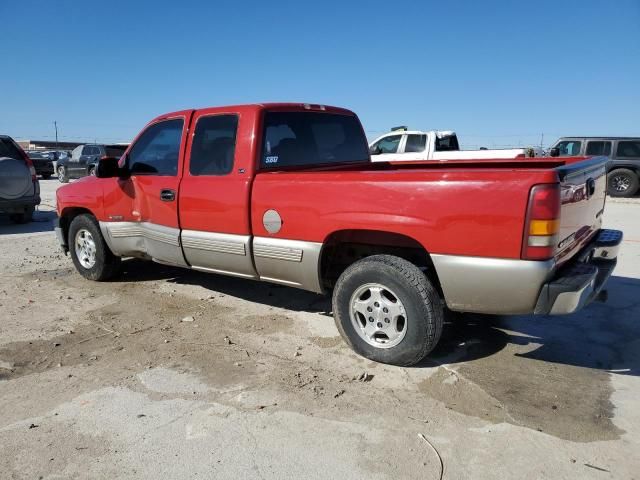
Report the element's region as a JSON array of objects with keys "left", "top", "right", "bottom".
[
  {"left": 26, "top": 150, "right": 55, "bottom": 179},
  {"left": 0, "top": 135, "right": 40, "bottom": 223},
  {"left": 369, "top": 128, "right": 542, "bottom": 162},
  {"left": 56, "top": 144, "right": 128, "bottom": 183},
  {"left": 55, "top": 103, "right": 621, "bottom": 366},
  {"left": 549, "top": 137, "right": 640, "bottom": 197}
]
